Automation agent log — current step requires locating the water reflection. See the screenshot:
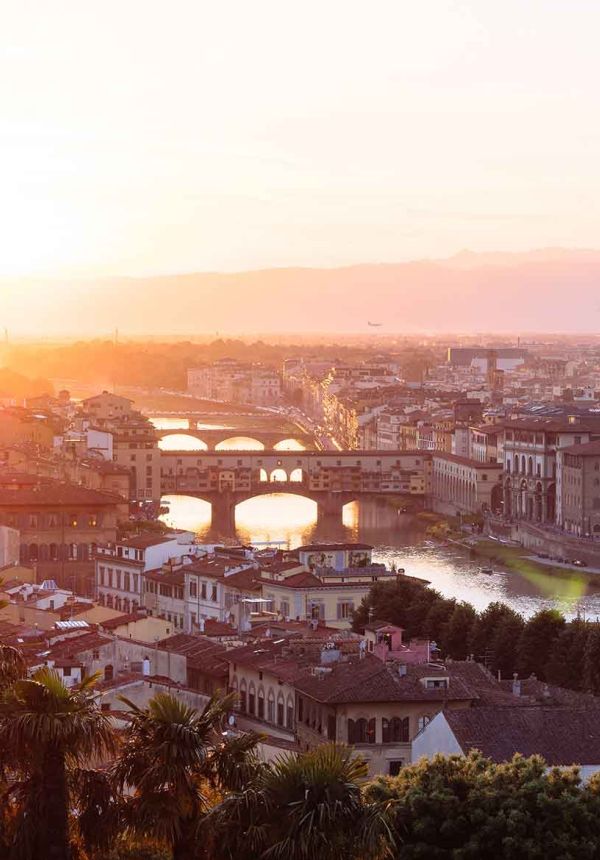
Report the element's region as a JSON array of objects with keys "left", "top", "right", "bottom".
[
  {"left": 159, "top": 493, "right": 600, "bottom": 620},
  {"left": 160, "top": 494, "right": 212, "bottom": 533},
  {"left": 158, "top": 434, "right": 208, "bottom": 451}
]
